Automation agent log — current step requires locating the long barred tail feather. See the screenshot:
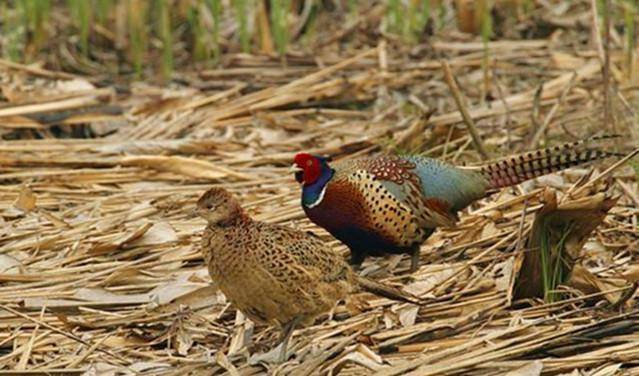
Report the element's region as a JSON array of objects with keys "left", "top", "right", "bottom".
[{"left": 480, "top": 135, "right": 624, "bottom": 190}]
